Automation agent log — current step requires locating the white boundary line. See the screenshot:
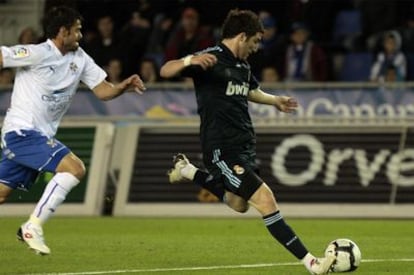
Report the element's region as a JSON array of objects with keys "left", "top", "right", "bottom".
[{"left": 26, "top": 258, "right": 414, "bottom": 275}]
